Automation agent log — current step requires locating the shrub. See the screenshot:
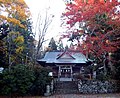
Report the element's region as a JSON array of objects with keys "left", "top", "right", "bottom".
[
  {"left": 30, "top": 66, "right": 52, "bottom": 95},
  {"left": 0, "top": 64, "right": 35, "bottom": 97},
  {"left": 0, "top": 65, "right": 52, "bottom": 96}
]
